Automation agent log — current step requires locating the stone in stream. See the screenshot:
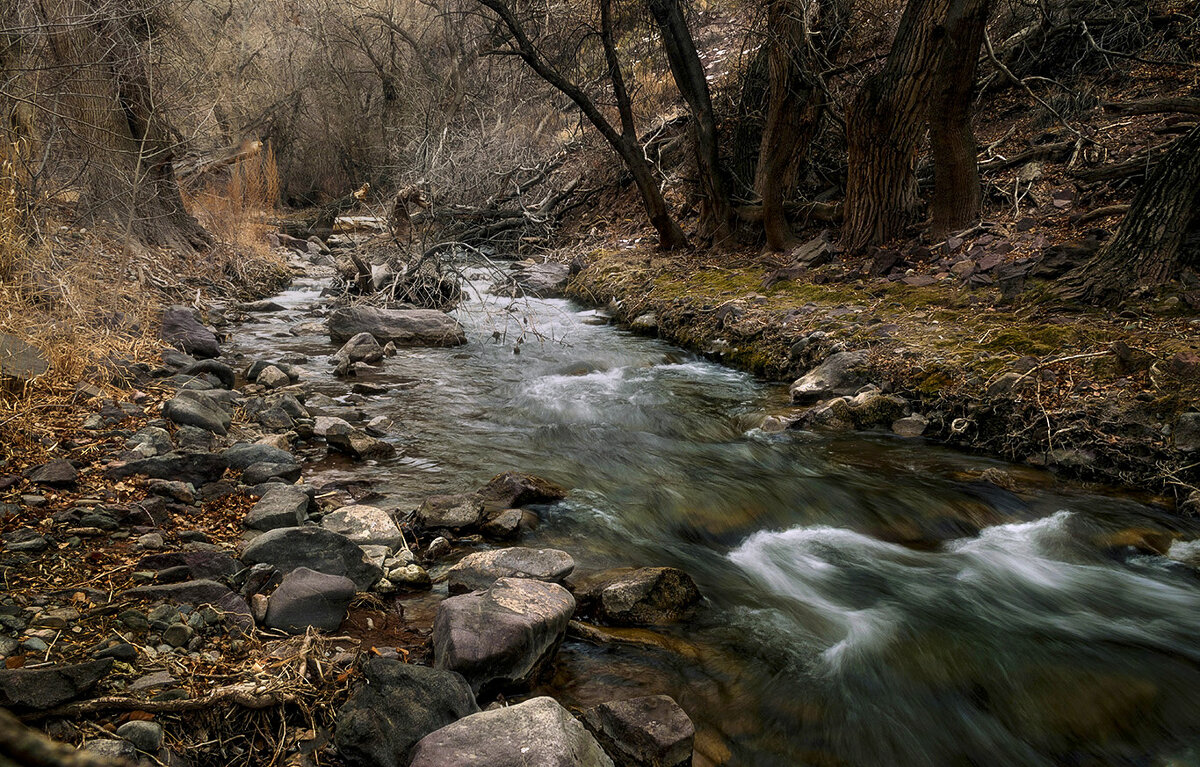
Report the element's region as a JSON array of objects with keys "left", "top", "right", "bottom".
[
  {"left": 893, "top": 413, "right": 930, "bottom": 437},
  {"left": 334, "top": 332, "right": 385, "bottom": 364},
  {"left": 0, "top": 659, "right": 113, "bottom": 710},
  {"left": 335, "top": 658, "right": 480, "bottom": 767},
  {"left": 327, "top": 306, "right": 466, "bottom": 346},
  {"left": 409, "top": 696, "right": 613, "bottom": 767},
  {"left": 242, "top": 461, "right": 302, "bottom": 485},
  {"left": 163, "top": 390, "right": 233, "bottom": 435},
  {"left": 478, "top": 471, "right": 568, "bottom": 511},
  {"left": 263, "top": 567, "right": 356, "bottom": 633},
  {"left": 161, "top": 305, "right": 220, "bottom": 359},
  {"left": 789, "top": 350, "right": 872, "bottom": 404},
  {"left": 505, "top": 261, "right": 571, "bottom": 298},
  {"left": 433, "top": 577, "right": 574, "bottom": 696},
  {"left": 480, "top": 508, "right": 538, "bottom": 540},
  {"left": 415, "top": 494, "right": 485, "bottom": 532},
  {"left": 574, "top": 567, "right": 702, "bottom": 626},
  {"left": 222, "top": 442, "right": 297, "bottom": 471},
  {"left": 245, "top": 485, "right": 310, "bottom": 531},
  {"left": 325, "top": 422, "right": 396, "bottom": 460},
  {"left": 446, "top": 547, "right": 574, "bottom": 595},
  {"left": 256, "top": 364, "right": 291, "bottom": 389},
  {"left": 321, "top": 505, "right": 403, "bottom": 547},
  {"left": 583, "top": 695, "right": 695, "bottom": 767},
  {"left": 241, "top": 526, "right": 382, "bottom": 590}
]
